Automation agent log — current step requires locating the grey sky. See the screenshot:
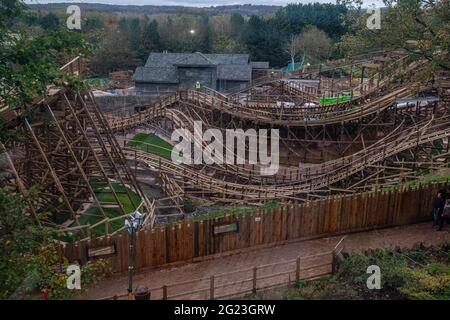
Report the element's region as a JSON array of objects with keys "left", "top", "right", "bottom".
[{"left": 25, "top": 0, "right": 385, "bottom": 8}]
